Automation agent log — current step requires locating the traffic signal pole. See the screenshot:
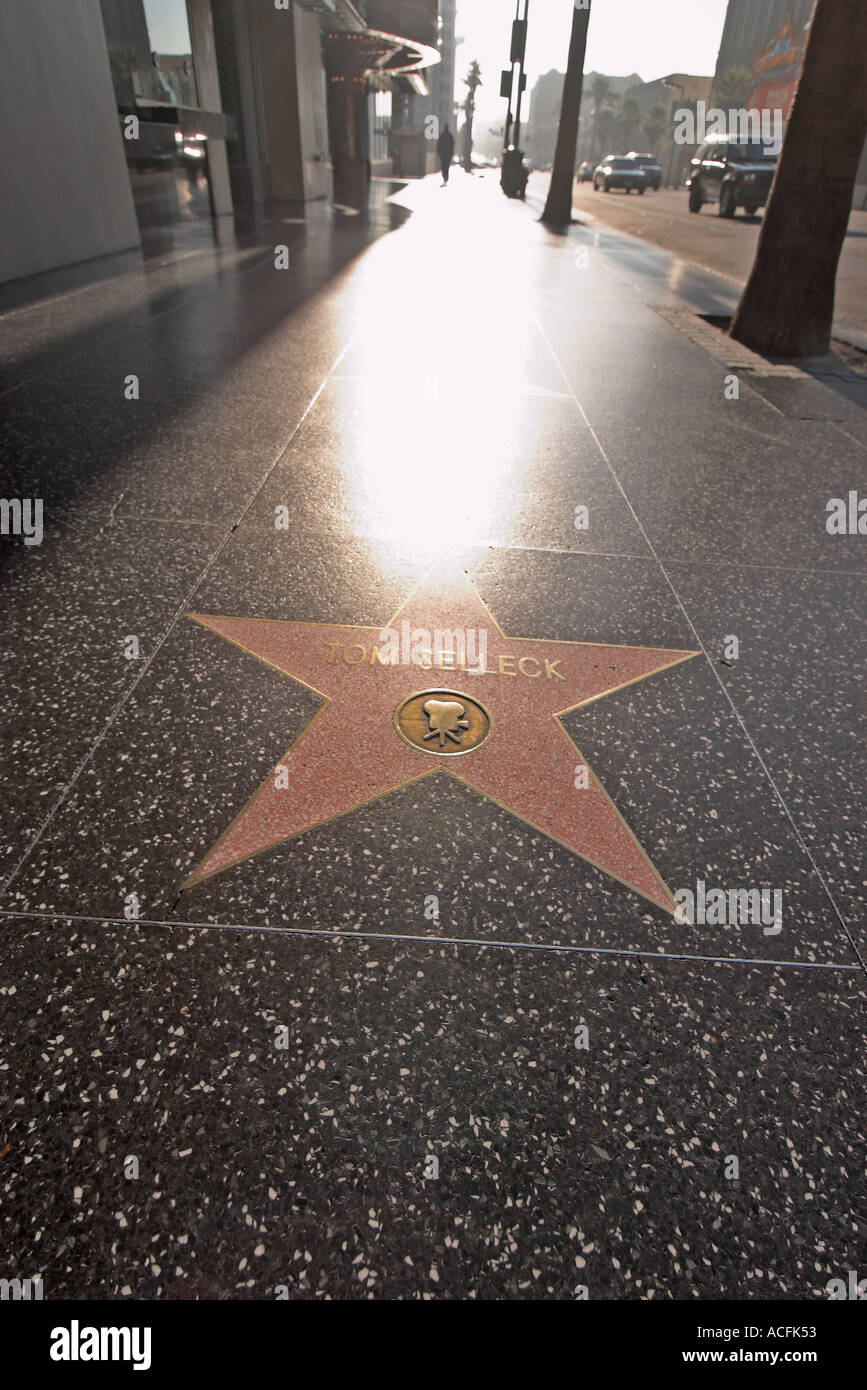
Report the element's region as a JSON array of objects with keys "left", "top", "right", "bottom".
[{"left": 501, "top": 0, "right": 529, "bottom": 197}]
